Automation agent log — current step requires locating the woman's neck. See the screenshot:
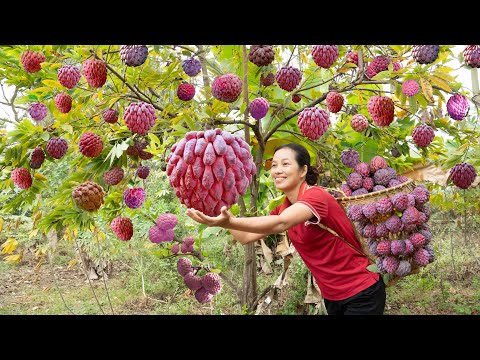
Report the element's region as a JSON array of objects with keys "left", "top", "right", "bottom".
[{"left": 285, "top": 180, "right": 306, "bottom": 204}]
